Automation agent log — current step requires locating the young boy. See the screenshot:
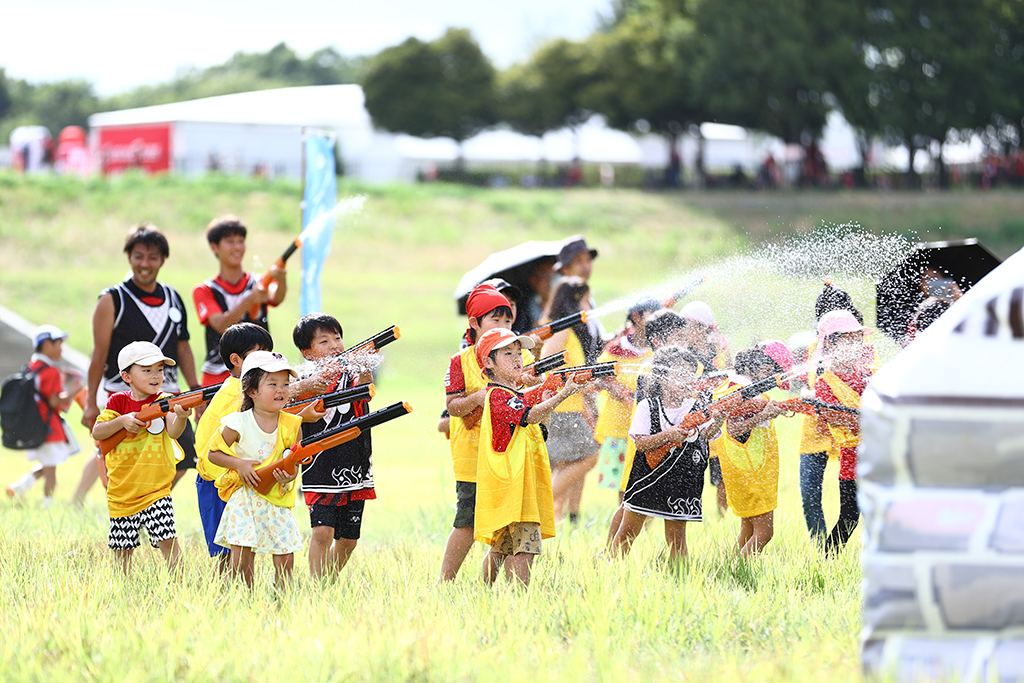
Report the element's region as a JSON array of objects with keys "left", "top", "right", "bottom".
[
  {"left": 293, "top": 313, "right": 375, "bottom": 579},
  {"left": 440, "top": 284, "right": 518, "bottom": 581},
  {"left": 474, "top": 327, "right": 581, "bottom": 585},
  {"left": 91, "top": 341, "right": 192, "bottom": 573},
  {"left": 192, "top": 215, "right": 287, "bottom": 386},
  {"left": 192, "top": 323, "right": 275, "bottom": 569},
  {"left": 6, "top": 325, "right": 82, "bottom": 506}
]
